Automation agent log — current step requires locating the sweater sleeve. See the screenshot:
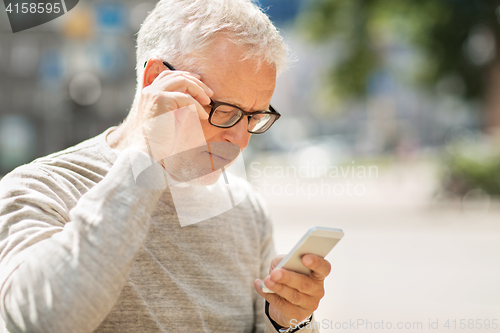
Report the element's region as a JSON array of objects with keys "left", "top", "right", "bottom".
[{"left": 0, "top": 148, "right": 164, "bottom": 333}]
